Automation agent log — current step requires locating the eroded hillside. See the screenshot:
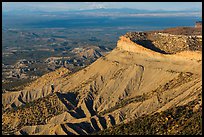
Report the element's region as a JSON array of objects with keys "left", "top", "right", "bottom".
[{"left": 2, "top": 30, "right": 202, "bottom": 135}]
